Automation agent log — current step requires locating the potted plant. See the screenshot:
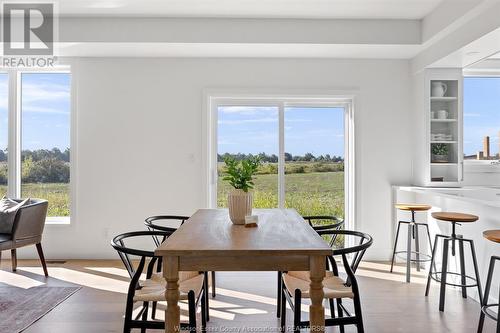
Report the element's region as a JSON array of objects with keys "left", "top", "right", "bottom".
[
  {"left": 431, "top": 143, "right": 448, "bottom": 163},
  {"left": 222, "top": 156, "right": 261, "bottom": 225}
]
